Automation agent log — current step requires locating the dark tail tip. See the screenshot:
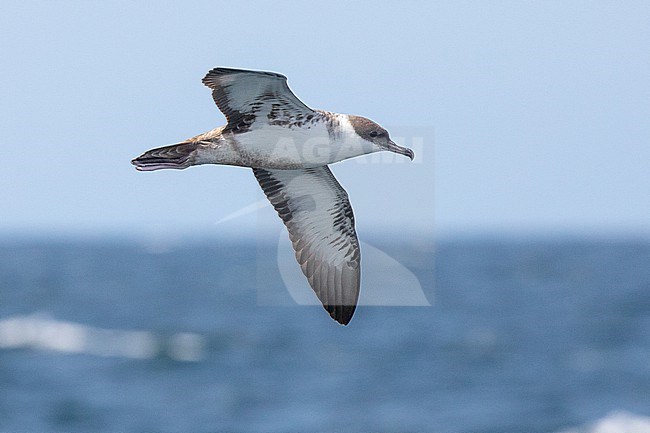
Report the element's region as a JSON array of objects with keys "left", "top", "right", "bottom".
[{"left": 131, "top": 142, "right": 198, "bottom": 171}]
